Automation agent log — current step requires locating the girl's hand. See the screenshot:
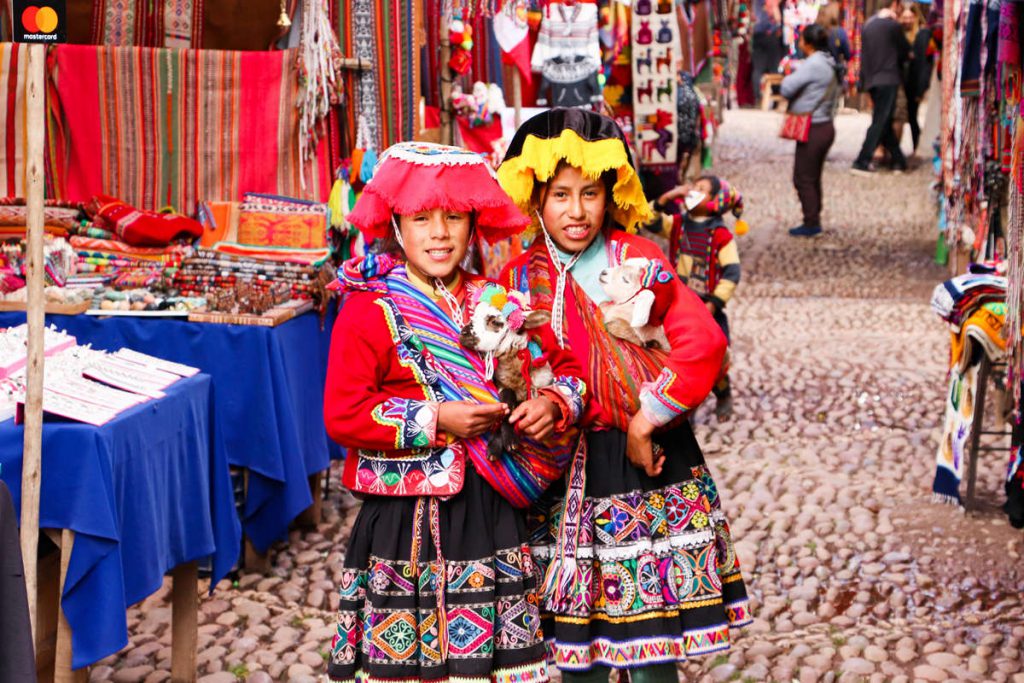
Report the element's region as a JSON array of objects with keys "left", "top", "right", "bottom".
[
  {"left": 509, "top": 397, "right": 560, "bottom": 441},
  {"left": 437, "top": 401, "right": 509, "bottom": 439},
  {"left": 626, "top": 412, "right": 664, "bottom": 477}
]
